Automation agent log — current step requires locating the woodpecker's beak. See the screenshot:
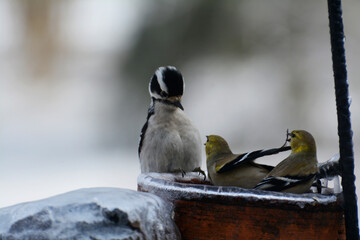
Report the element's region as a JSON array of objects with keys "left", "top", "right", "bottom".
[
  {"left": 168, "top": 96, "right": 184, "bottom": 110},
  {"left": 173, "top": 101, "right": 184, "bottom": 110}
]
